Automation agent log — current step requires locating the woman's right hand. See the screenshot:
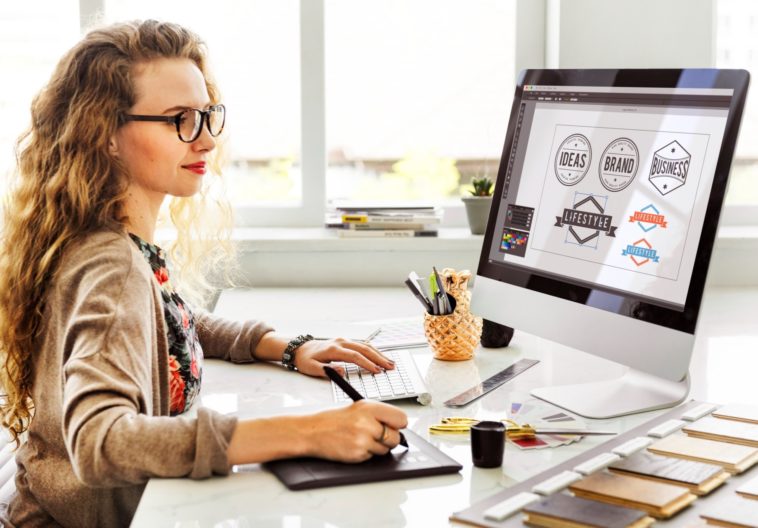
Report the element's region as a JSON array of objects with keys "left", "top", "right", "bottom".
[
  {"left": 226, "top": 400, "right": 408, "bottom": 466},
  {"left": 300, "top": 400, "right": 408, "bottom": 462}
]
